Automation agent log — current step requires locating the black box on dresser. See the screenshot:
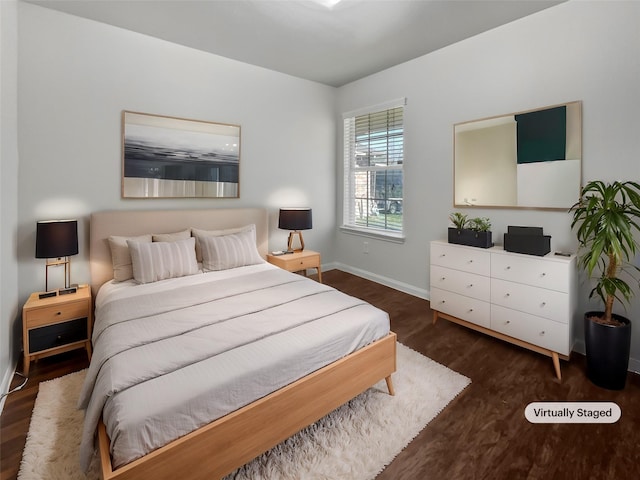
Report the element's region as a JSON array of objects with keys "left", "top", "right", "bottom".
[{"left": 503, "top": 226, "right": 551, "bottom": 256}]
